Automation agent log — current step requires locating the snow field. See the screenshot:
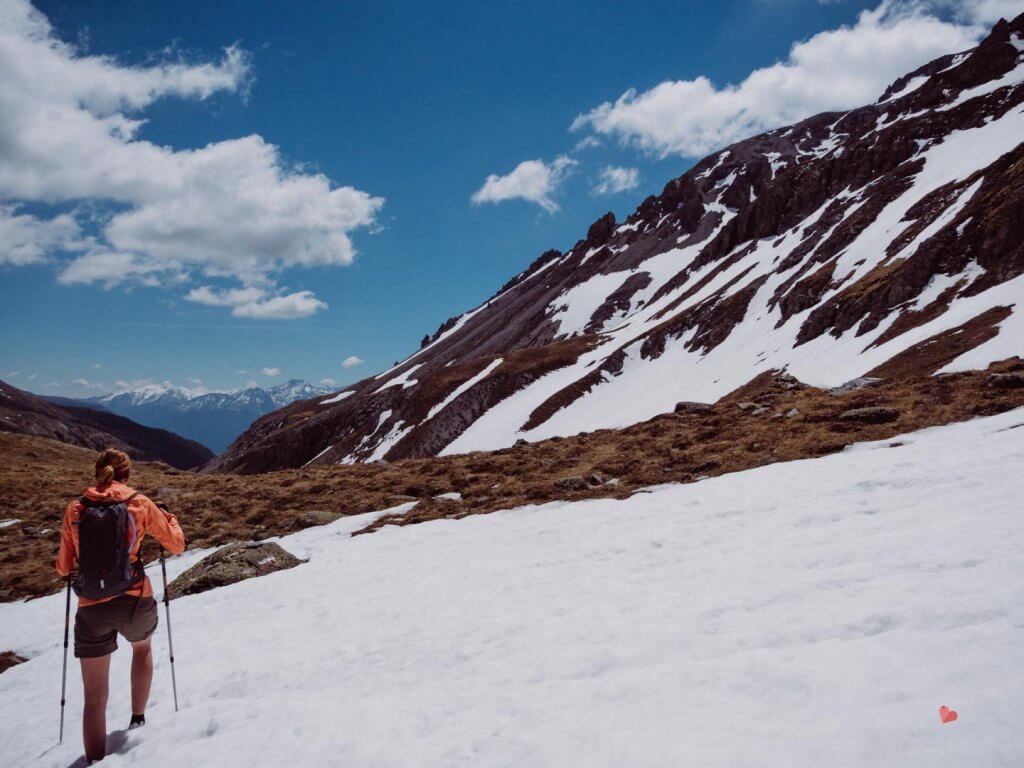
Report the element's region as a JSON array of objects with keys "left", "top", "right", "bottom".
[{"left": 2, "top": 412, "right": 1024, "bottom": 766}]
